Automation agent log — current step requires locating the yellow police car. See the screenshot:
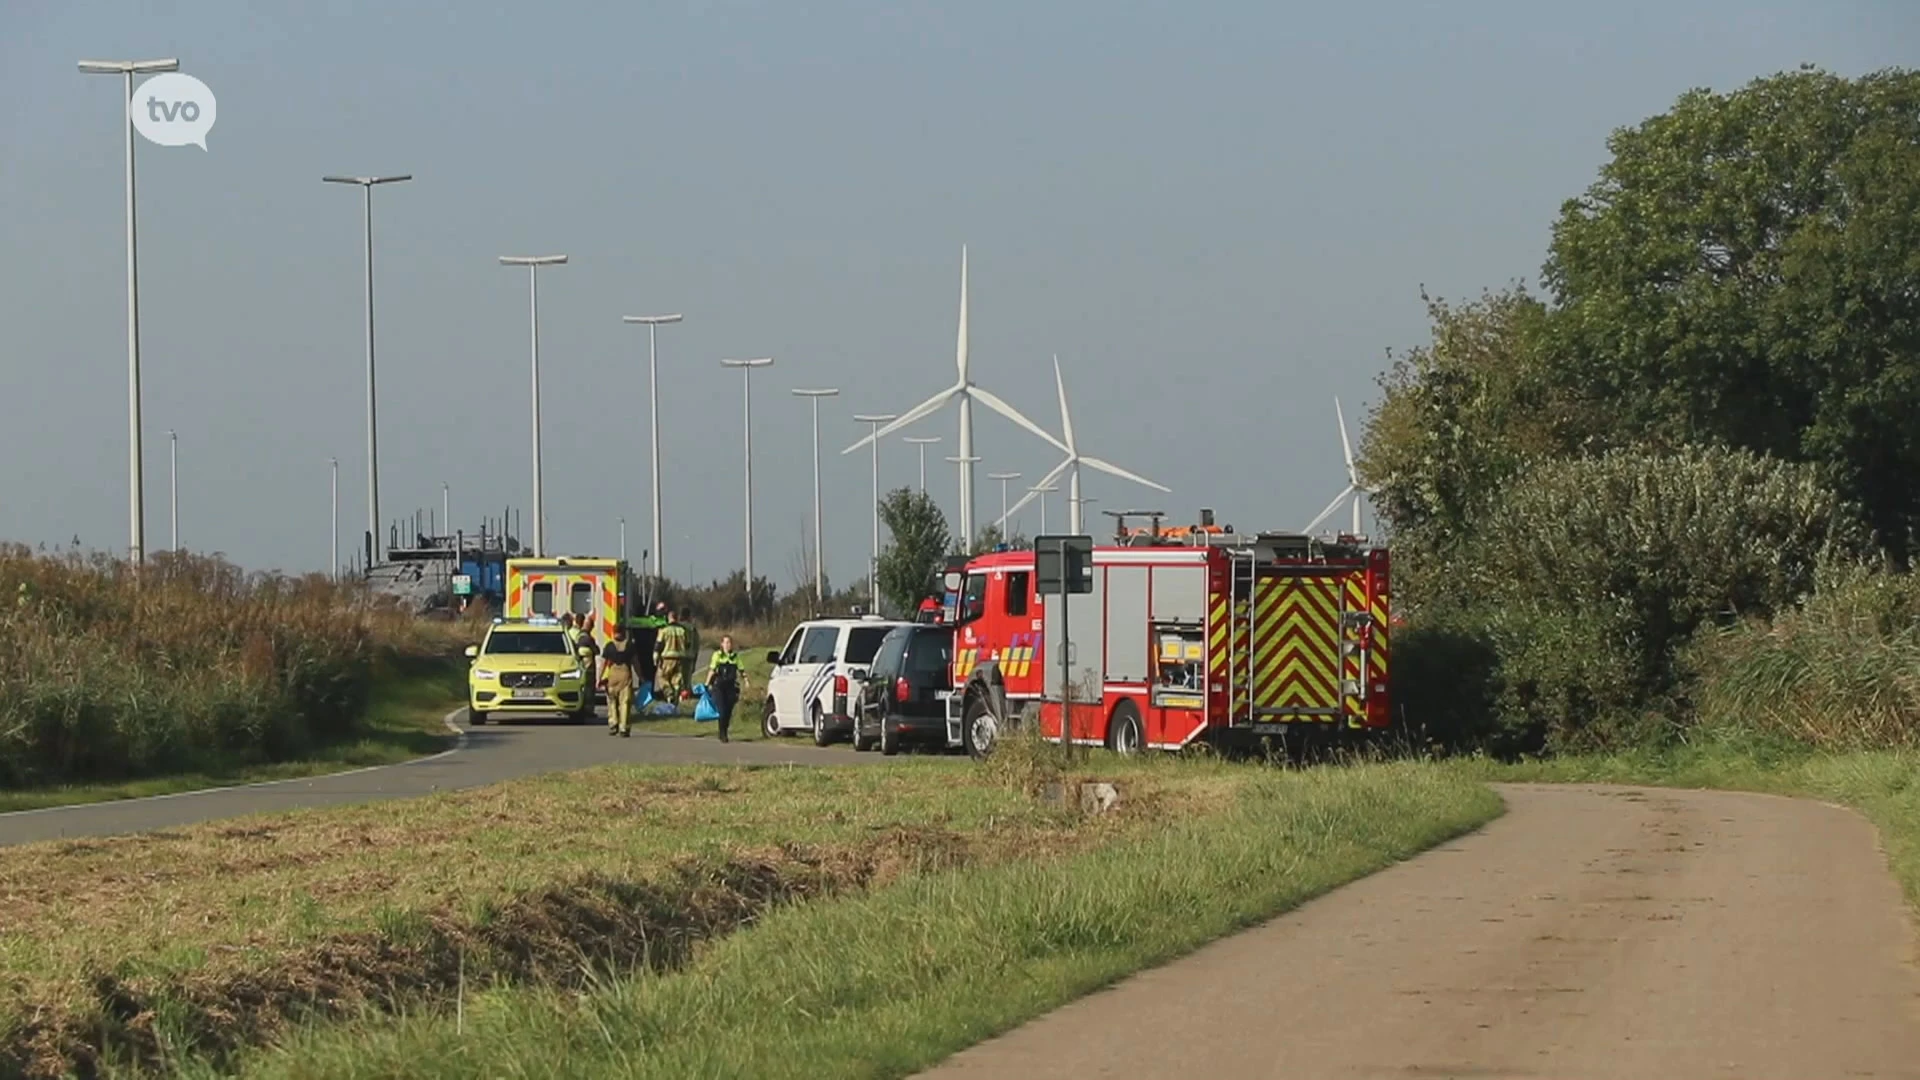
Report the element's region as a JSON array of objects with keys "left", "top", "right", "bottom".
[{"left": 464, "top": 617, "right": 598, "bottom": 725}]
